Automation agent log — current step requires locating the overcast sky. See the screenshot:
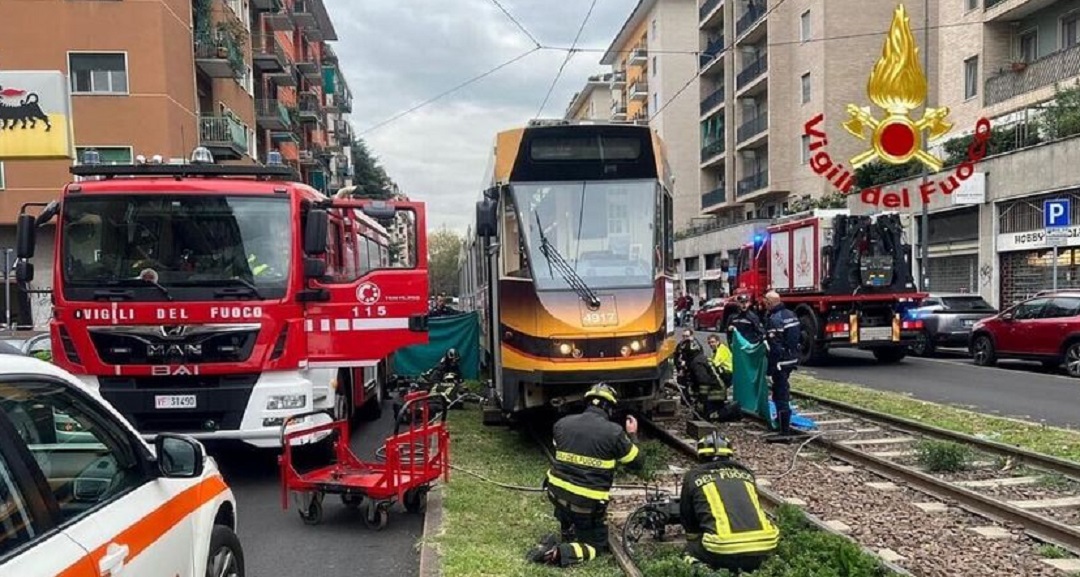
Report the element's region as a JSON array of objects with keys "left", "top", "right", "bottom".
[{"left": 324, "top": 0, "right": 639, "bottom": 233}]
